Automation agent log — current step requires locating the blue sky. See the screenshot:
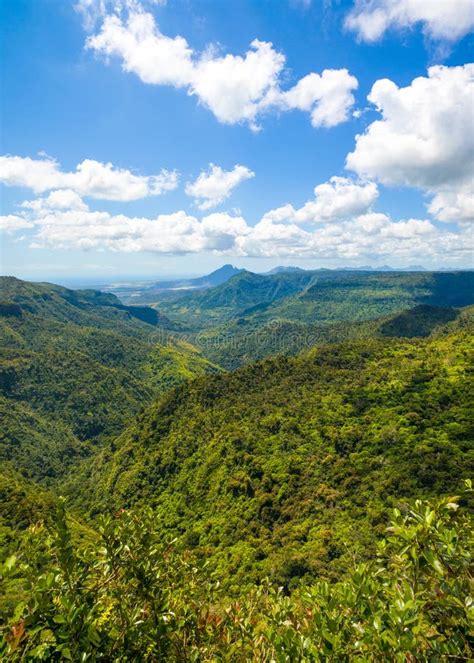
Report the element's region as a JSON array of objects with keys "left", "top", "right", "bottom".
[{"left": 1, "top": 0, "right": 473, "bottom": 282}]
